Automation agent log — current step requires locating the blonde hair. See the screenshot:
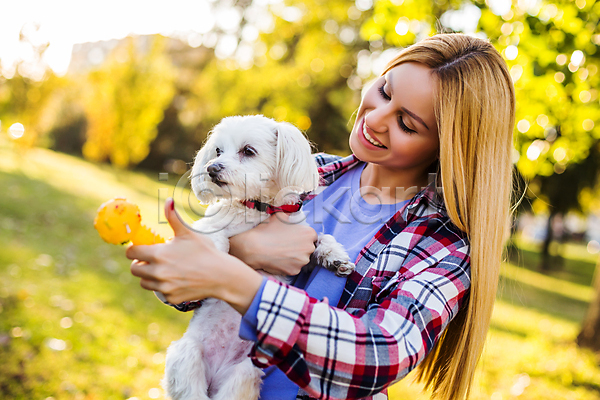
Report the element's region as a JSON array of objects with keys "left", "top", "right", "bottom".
[{"left": 383, "top": 34, "right": 515, "bottom": 399}]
